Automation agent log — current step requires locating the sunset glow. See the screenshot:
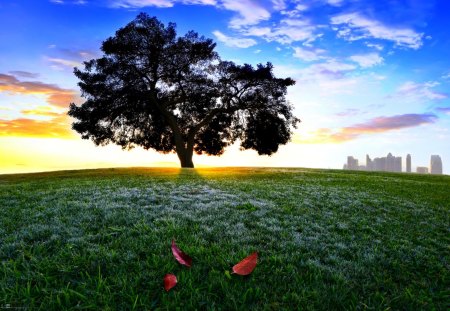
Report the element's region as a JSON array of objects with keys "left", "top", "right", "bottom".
[{"left": 1, "top": 1, "right": 449, "bottom": 173}]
